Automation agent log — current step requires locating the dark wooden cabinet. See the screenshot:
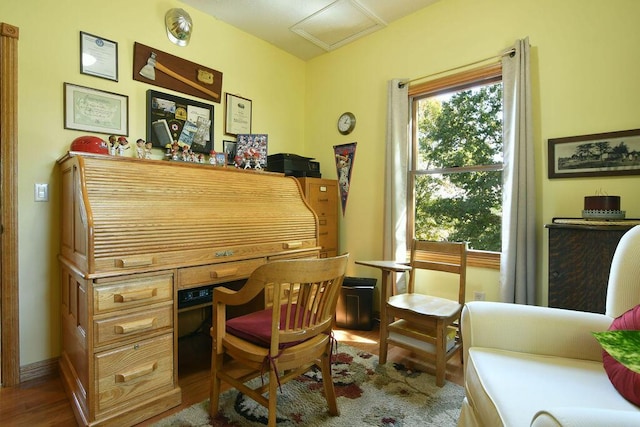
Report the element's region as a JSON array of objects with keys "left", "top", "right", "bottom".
[{"left": 546, "top": 222, "right": 635, "bottom": 313}]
